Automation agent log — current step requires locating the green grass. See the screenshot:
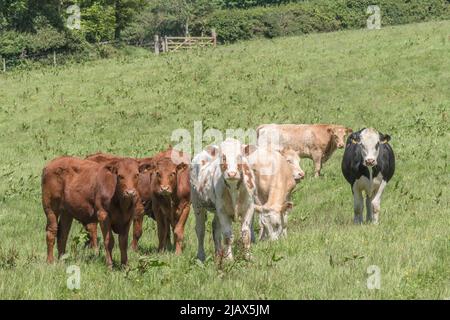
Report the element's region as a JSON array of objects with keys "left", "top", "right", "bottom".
[{"left": 0, "top": 20, "right": 449, "bottom": 299}]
